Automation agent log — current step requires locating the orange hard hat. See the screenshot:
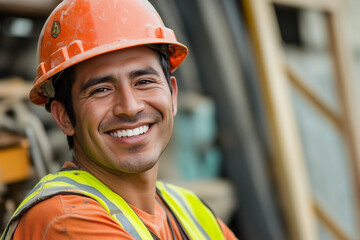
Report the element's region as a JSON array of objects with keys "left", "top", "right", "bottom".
[{"left": 30, "top": 0, "right": 188, "bottom": 105}]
